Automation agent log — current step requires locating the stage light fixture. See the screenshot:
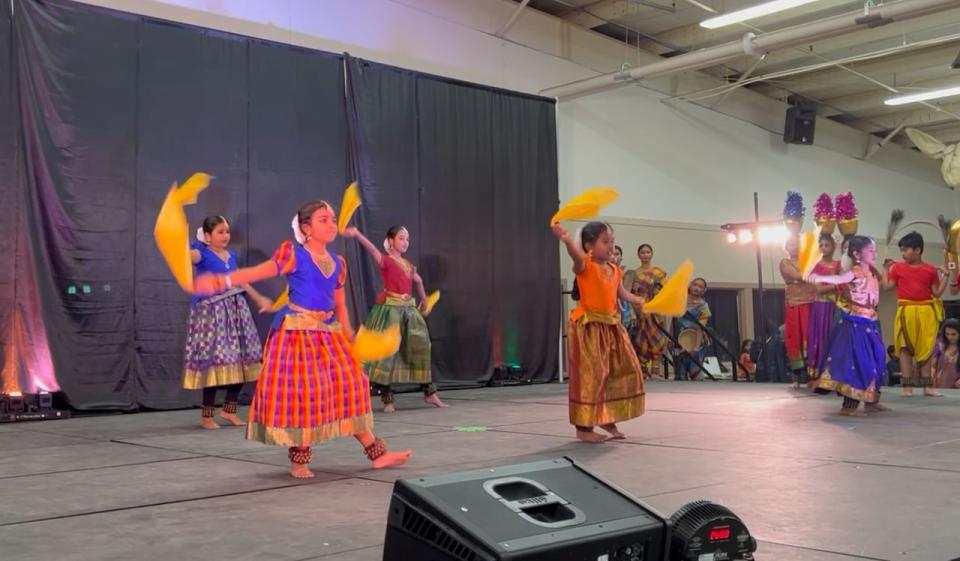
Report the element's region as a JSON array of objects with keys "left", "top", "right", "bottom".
[
  {"left": 700, "top": 0, "right": 821, "bottom": 29},
  {"left": 738, "top": 229, "right": 754, "bottom": 244},
  {"left": 726, "top": 232, "right": 738, "bottom": 244},
  {"left": 38, "top": 391, "right": 53, "bottom": 410},
  {"left": 885, "top": 85, "right": 960, "bottom": 106},
  {"left": 1, "top": 391, "right": 69, "bottom": 423},
  {"left": 6, "top": 392, "right": 25, "bottom": 413},
  {"left": 488, "top": 363, "right": 529, "bottom": 387}
]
